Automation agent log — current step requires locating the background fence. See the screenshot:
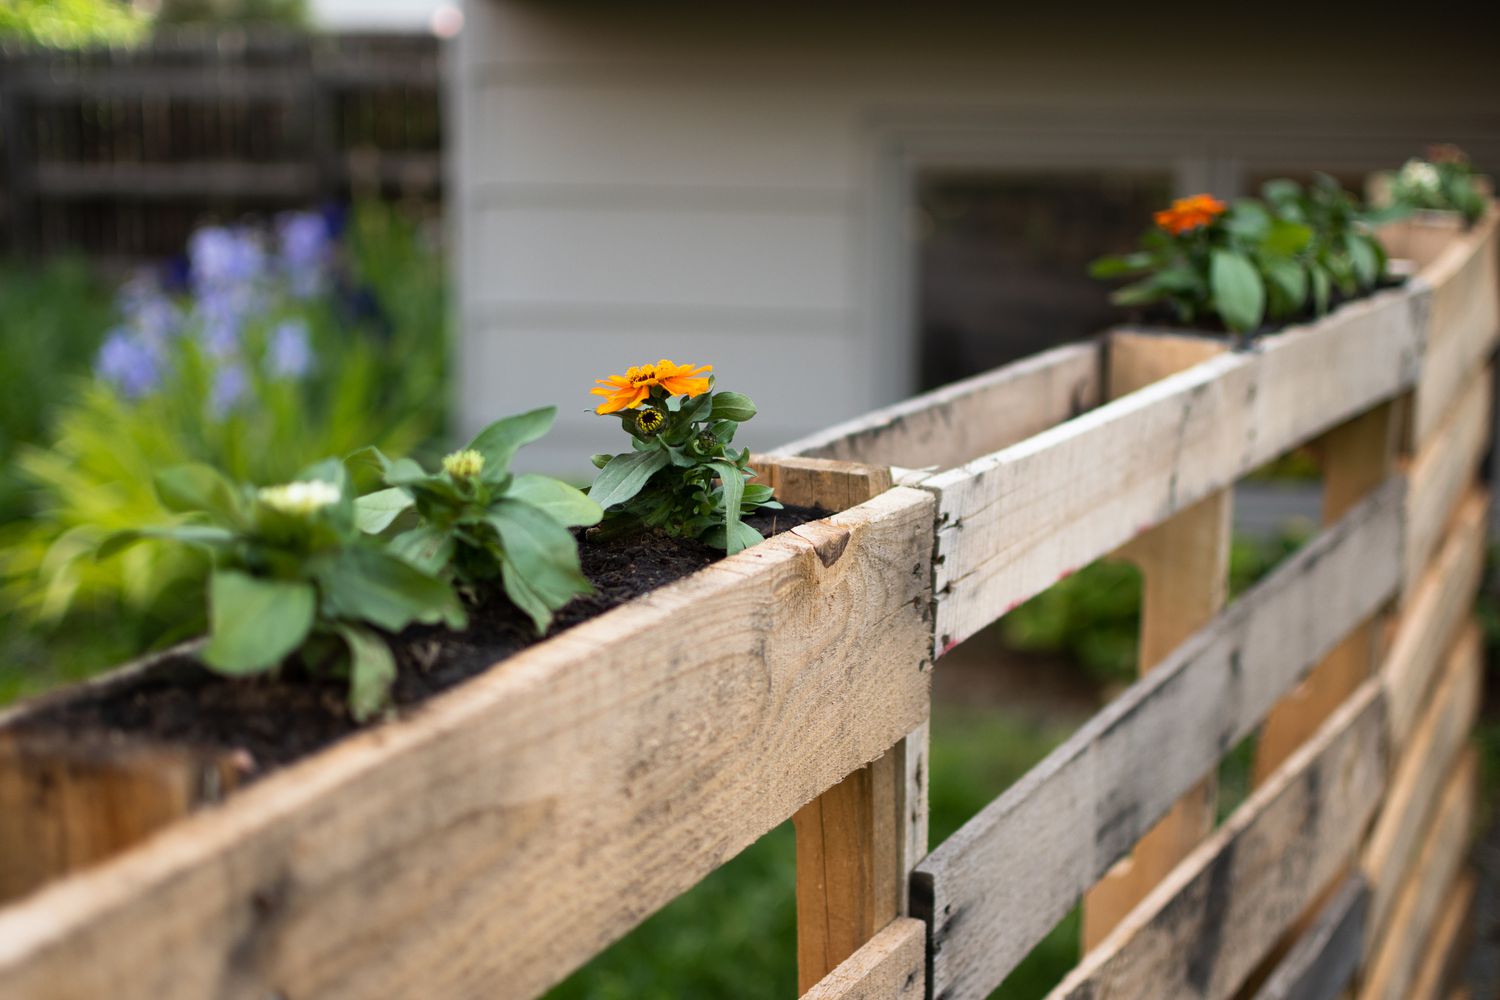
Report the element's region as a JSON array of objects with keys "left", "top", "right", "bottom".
[{"left": 0, "top": 30, "right": 442, "bottom": 264}]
